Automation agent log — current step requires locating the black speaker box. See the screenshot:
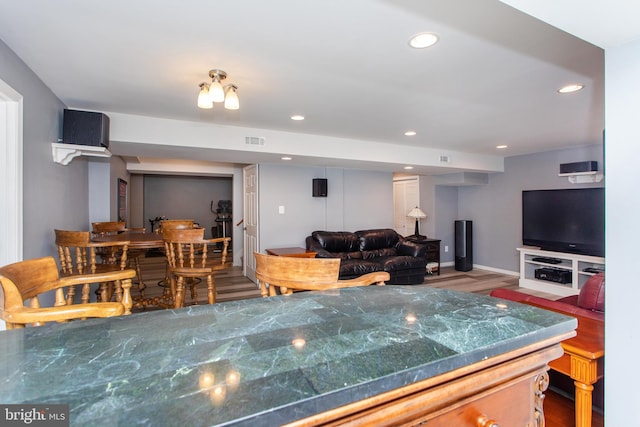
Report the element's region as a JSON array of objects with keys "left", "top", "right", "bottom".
[
  {"left": 559, "top": 161, "right": 598, "bottom": 174},
  {"left": 62, "top": 109, "right": 110, "bottom": 148},
  {"left": 312, "top": 178, "right": 327, "bottom": 197},
  {"left": 455, "top": 220, "right": 473, "bottom": 271}
]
